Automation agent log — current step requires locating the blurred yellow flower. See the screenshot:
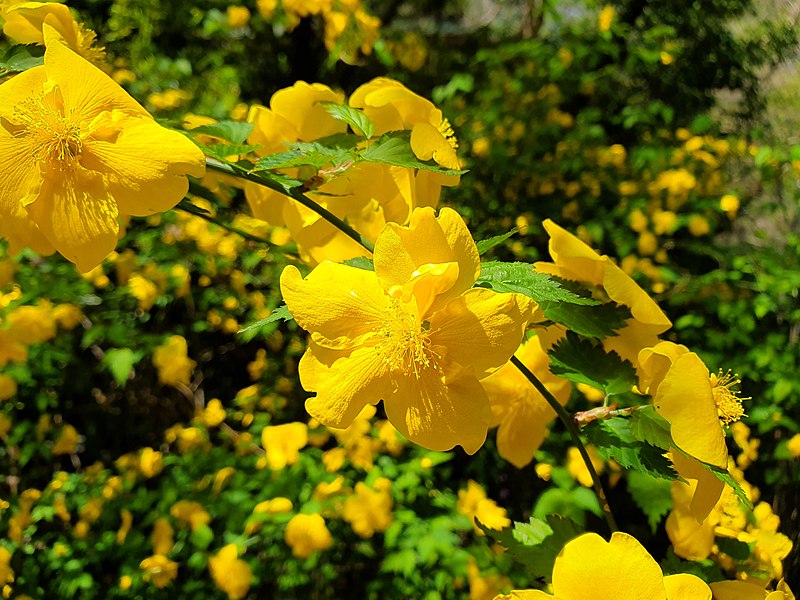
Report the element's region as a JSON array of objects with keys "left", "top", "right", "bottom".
[
  {"left": 209, "top": 544, "right": 252, "bottom": 600},
  {"left": 342, "top": 480, "right": 393, "bottom": 538},
  {"left": 170, "top": 500, "right": 211, "bottom": 531},
  {"left": 226, "top": 5, "right": 251, "bottom": 29},
  {"left": 140, "top": 554, "right": 178, "bottom": 589},
  {"left": 139, "top": 447, "right": 164, "bottom": 478},
  {"left": 151, "top": 517, "right": 174, "bottom": 556},
  {"left": 152, "top": 336, "right": 196, "bottom": 387},
  {"left": 0, "top": 41, "right": 205, "bottom": 271},
  {"left": 52, "top": 424, "right": 79, "bottom": 455},
  {"left": 0, "top": 375, "right": 17, "bottom": 401},
  {"left": 457, "top": 480, "right": 510, "bottom": 534},
  {"left": 253, "top": 497, "right": 293, "bottom": 515},
  {"left": 128, "top": 274, "right": 158, "bottom": 311},
  {"left": 261, "top": 422, "right": 308, "bottom": 470},
  {"left": 116, "top": 509, "right": 132, "bottom": 544},
  {"left": 284, "top": 513, "right": 334, "bottom": 558},
  {"left": 720, "top": 194, "right": 740, "bottom": 218},
  {"left": 0, "top": 548, "right": 13, "bottom": 587},
  {"left": 203, "top": 398, "right": 227, "bottom": 428},
  {"left": 281, "top": 207, "right": 532, "bottom": 454},
  {"left": 598, "top": 5, "right": 615, "bottom": 32}
]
